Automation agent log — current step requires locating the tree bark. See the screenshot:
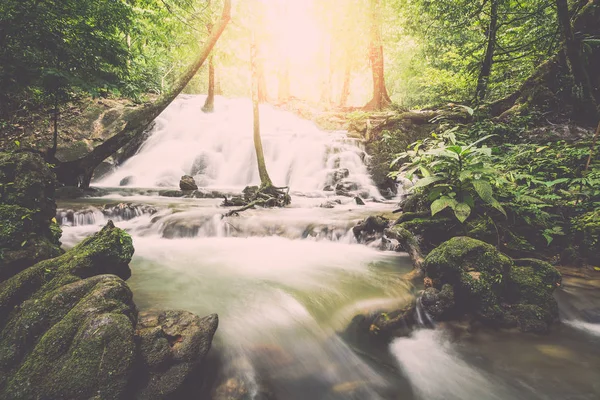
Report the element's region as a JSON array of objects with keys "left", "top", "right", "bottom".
[
  {"left": 278, "top": 57, "right": 290, "bottom": 104},
  {"left": 555, "top": 0, "right": 598, "bottom": 120},
  {"left": 202, "top": 55, "right": 215, "bottom": 113},
  {"left": 364, "top": 0, "right": 391, "bottom": 111},
  {"left": 475, "top": 0, "right": 500, "bottom": 103},
  {"left": 339, "top": 54, "right": 352, "bottom": 107},
  {"left": 251, "top": 32, "right": 273, "bottom": 188},
  {"left": 53, "top": 0, "right": 232, "bottom": 188}
]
